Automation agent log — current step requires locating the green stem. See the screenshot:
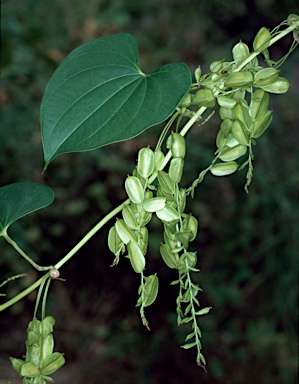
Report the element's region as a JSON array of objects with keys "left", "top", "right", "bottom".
[{"left": 2, "top": 231, "right": 53, "bottom": 271}]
